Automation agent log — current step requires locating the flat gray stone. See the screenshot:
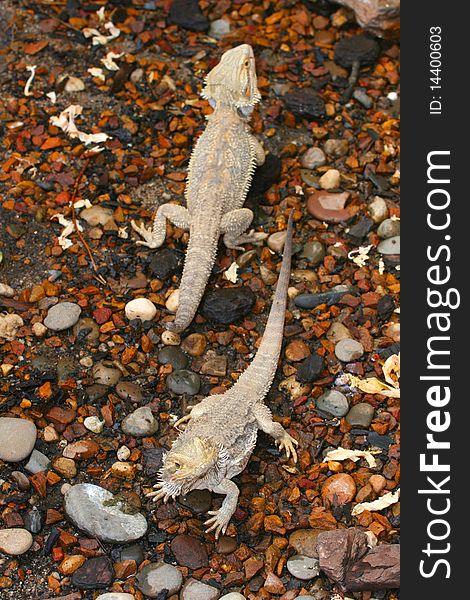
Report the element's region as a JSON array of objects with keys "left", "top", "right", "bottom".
[
  {"left": 301, "top": 146, "right": 326, "bottom": 169},
  {"left": 0, "top": 417, "right": 37, "bottom": 462},
  {"left": 377, "top": 218, "right": 400, "bottom": 239},
  {"left": 346, "top": 402, "right": 375, "bottom": 428},
  {"left": 334, "top": 338, "right": 364, "bottom": 362},
  {"left": 181, "top": 578, "right": 220, "bottom": 600},
  {"left": 378, "top": 235, "right": 400, "bottom": 255},
  {"left": 122, "top": 407, "right": 158, "bottom": 437},
  {"left": 44, "top": 302, "right": 81, "bottom": 331},
  {"left": 25, "top": 449, "right": 50, "bottom": 473},
  {"left": 287, "top": 555, "right": 320, "bottom": 580},
  {"left": 65, "top": 483, "right": 148, "bottom": 543},
  {"left": 316, "top": 390, "right": 349, "bottom": 417},
  {"left": 136, "top": 562, "right": 183, "bottom": 597}
]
